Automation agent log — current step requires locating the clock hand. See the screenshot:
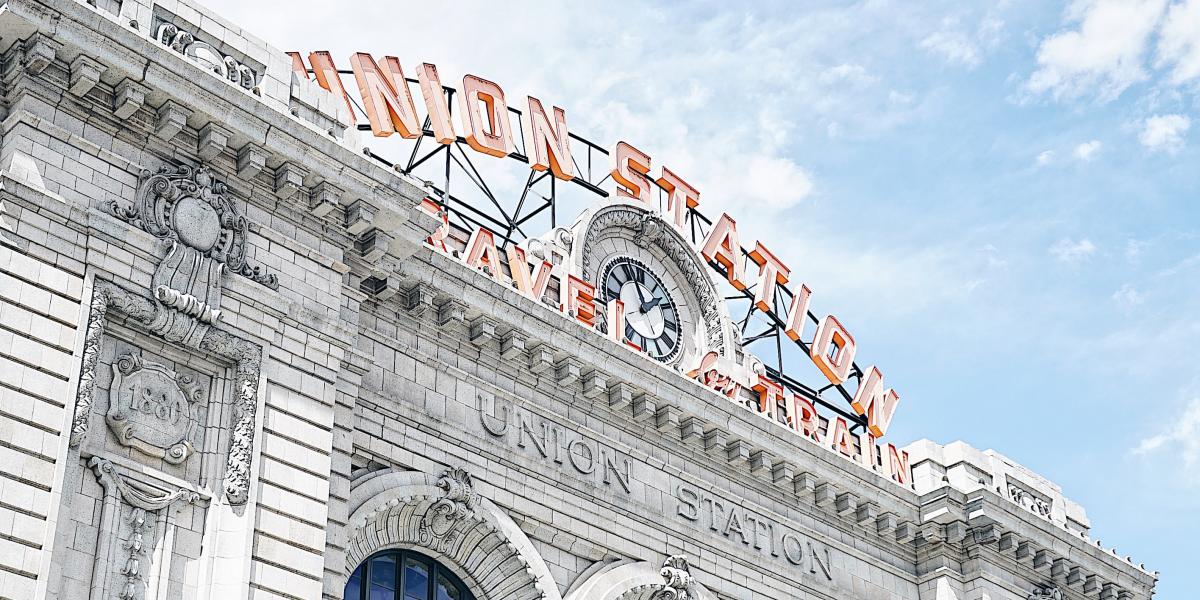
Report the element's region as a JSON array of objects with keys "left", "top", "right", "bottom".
[
  {"left": 639, "top": 296, "right": 661, "bottom": 313},
  {"left": 634, "top": 282, "right": 648, "bottom": 305}
]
